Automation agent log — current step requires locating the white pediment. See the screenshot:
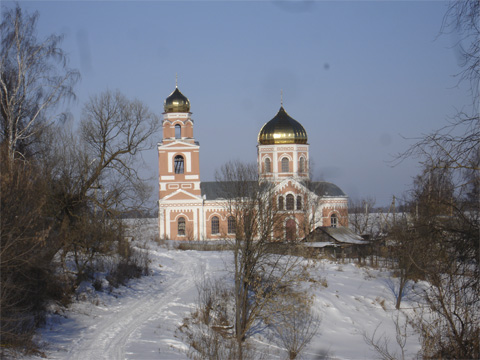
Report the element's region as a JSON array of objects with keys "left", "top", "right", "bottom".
[
  {"left": 274, "top": 178, "right": 309, "bottom": 194},
  {"left": 158, "top": 141, "right": 199, "bottom": 149},
  {"left": 162, "top": 189, "right": 202, "bottom": 201}
]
